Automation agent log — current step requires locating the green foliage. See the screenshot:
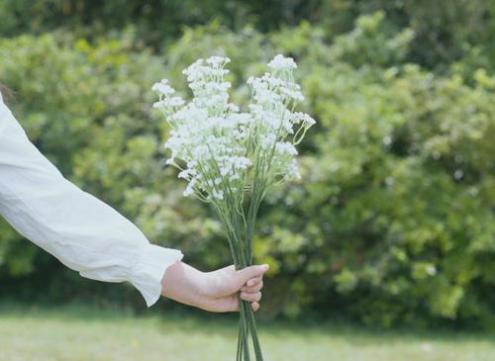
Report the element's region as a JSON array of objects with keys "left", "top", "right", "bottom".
[
  {"left": 3, "top": 1, "right": 495, "bottom": 72},
  {"left": 320, "top": 0, "right": 495, "bottom": 69},
  {"left": 1, "top": 9, "right": 495, "bottom": 329},
  {"left": 296, "top": 60, "right": 495, "bottom": 326},
  {"left": 0, "top": 0, "right": 321, "bottom": 44}
]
